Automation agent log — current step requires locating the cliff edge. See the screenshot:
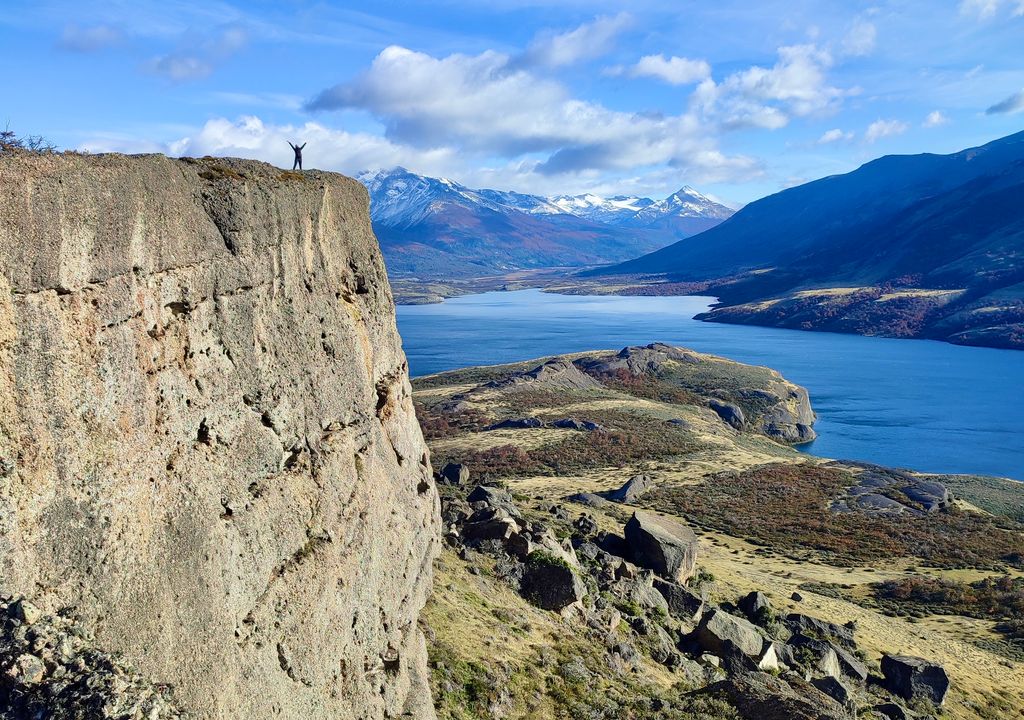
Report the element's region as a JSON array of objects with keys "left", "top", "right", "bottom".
[{"left": 0, "top": 153, "right": 440, "bottom": 718}]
